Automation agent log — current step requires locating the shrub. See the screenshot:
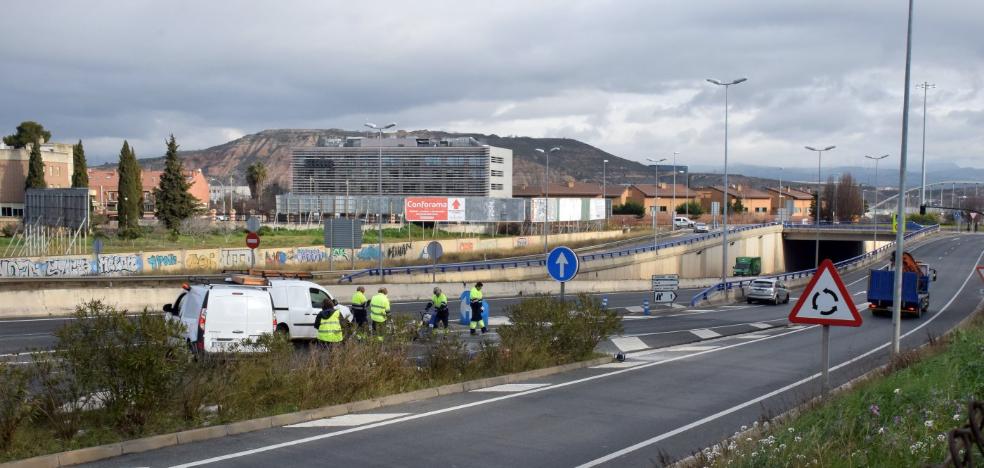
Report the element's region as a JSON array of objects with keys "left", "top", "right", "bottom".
[
  {"left": 498, "top": 294, "right": 622, "bottom": 365},
  {"left": 0, "top": 363, "right": 32, "bottom": 450},
  {"left": 30, "top": 355, "right": 89, "bottom": 441},
  {"left": 613, "top": 201, "right": 645, "bottom": 217},
  {"left": 54, "top": 301, "right": 190, "bottom": 433},
  {"left": 676, "top": 201, "right": 703, "bottom": 217},
  {"left": 907, "top": 213, "right": 939, "bottom": 225}
]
